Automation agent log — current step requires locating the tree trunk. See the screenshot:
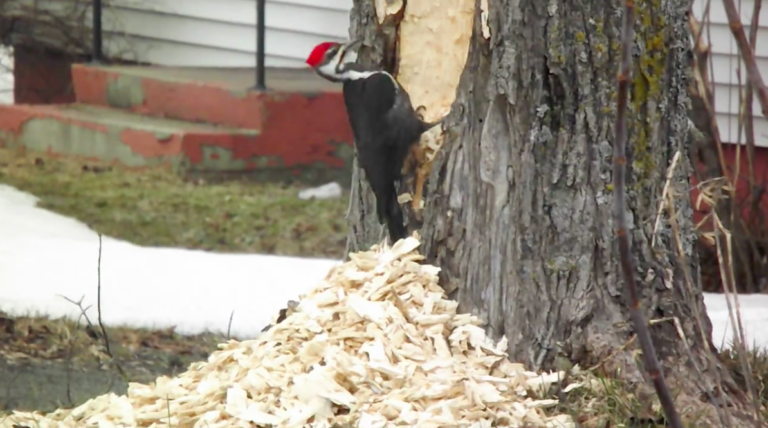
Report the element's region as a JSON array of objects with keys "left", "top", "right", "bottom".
[{"left": 347, "top": 0, "right": 754, "bottom": 422}]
